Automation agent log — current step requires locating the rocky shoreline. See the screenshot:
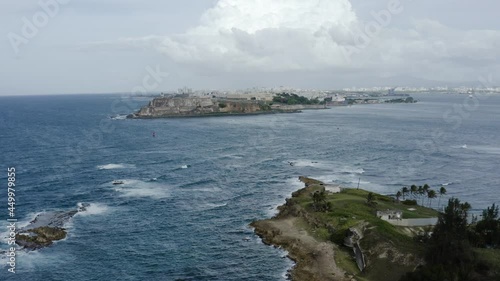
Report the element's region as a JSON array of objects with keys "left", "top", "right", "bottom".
[
  {"left": 251, "top": 177, "right": 350, "bottom": 281},
  {"left": 15, "top": 203, "right": 89, "bottom": 250},
  {"left": 251, "top": 177, "right": 427, "bottom": 281}
]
